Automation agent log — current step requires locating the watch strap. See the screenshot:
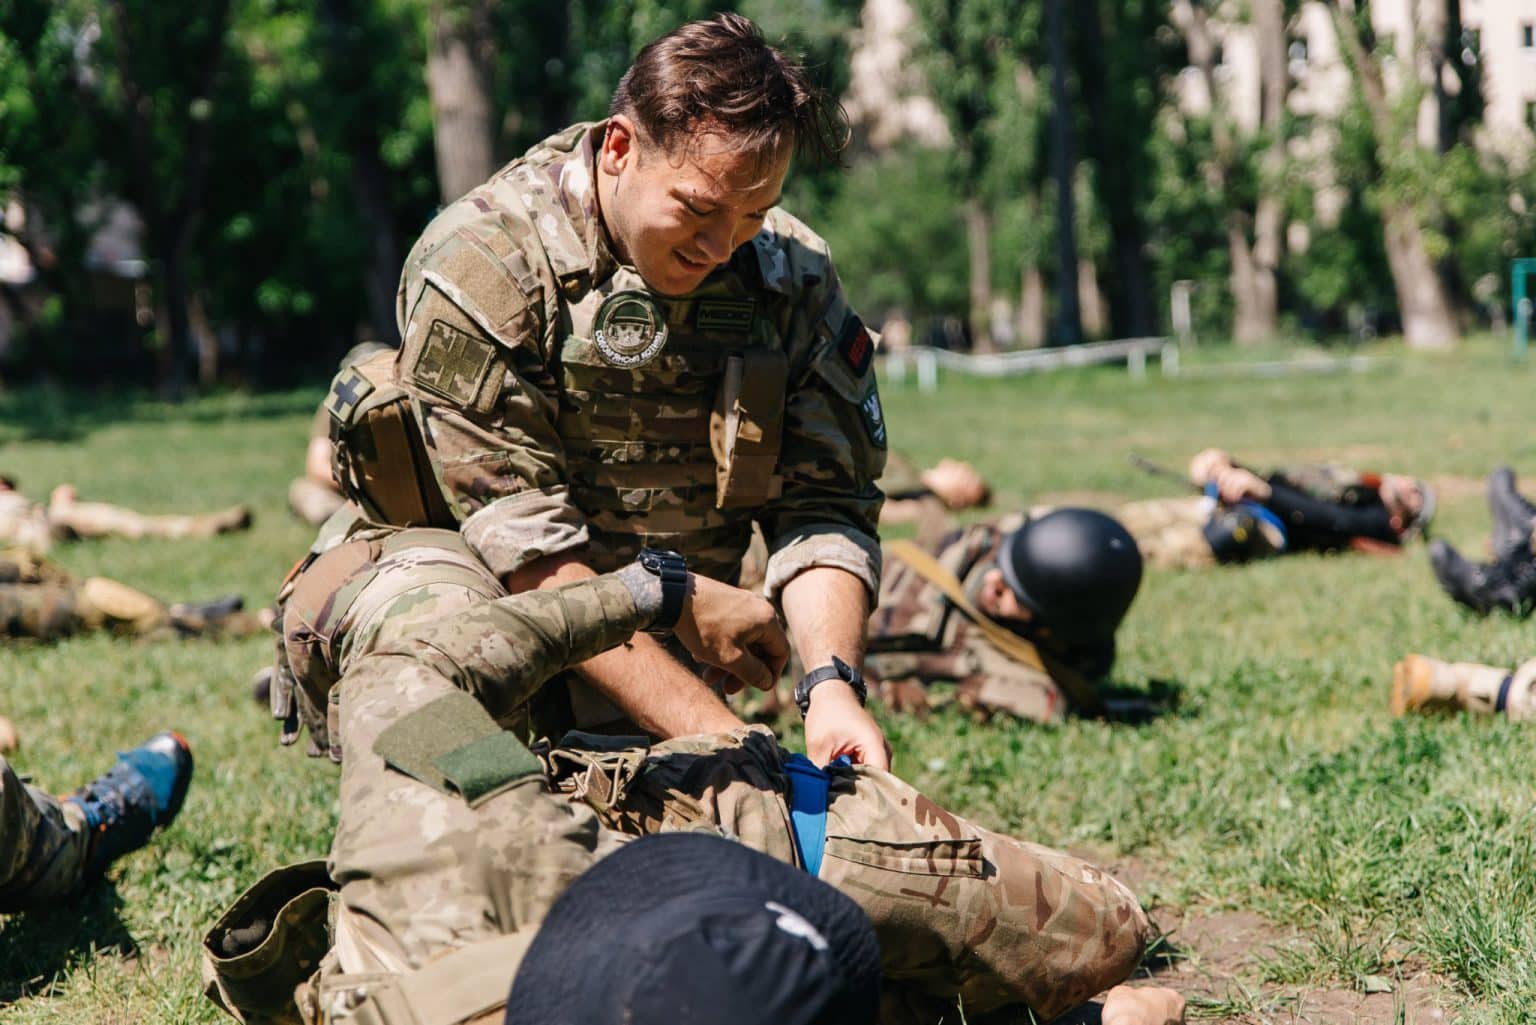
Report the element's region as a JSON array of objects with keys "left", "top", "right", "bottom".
[
  {"left": 638, "top": 548, "right": 688, "bottom": 632},
  {"left": 794, "top": 656, "right": 867, "bottom": 716}
]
